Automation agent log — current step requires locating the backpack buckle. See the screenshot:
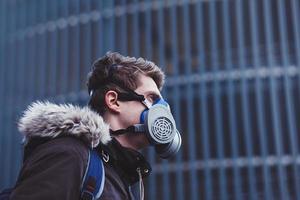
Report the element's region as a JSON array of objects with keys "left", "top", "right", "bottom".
[{"left": 81, "top": 190, "right": 94, "bottom": 200}]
